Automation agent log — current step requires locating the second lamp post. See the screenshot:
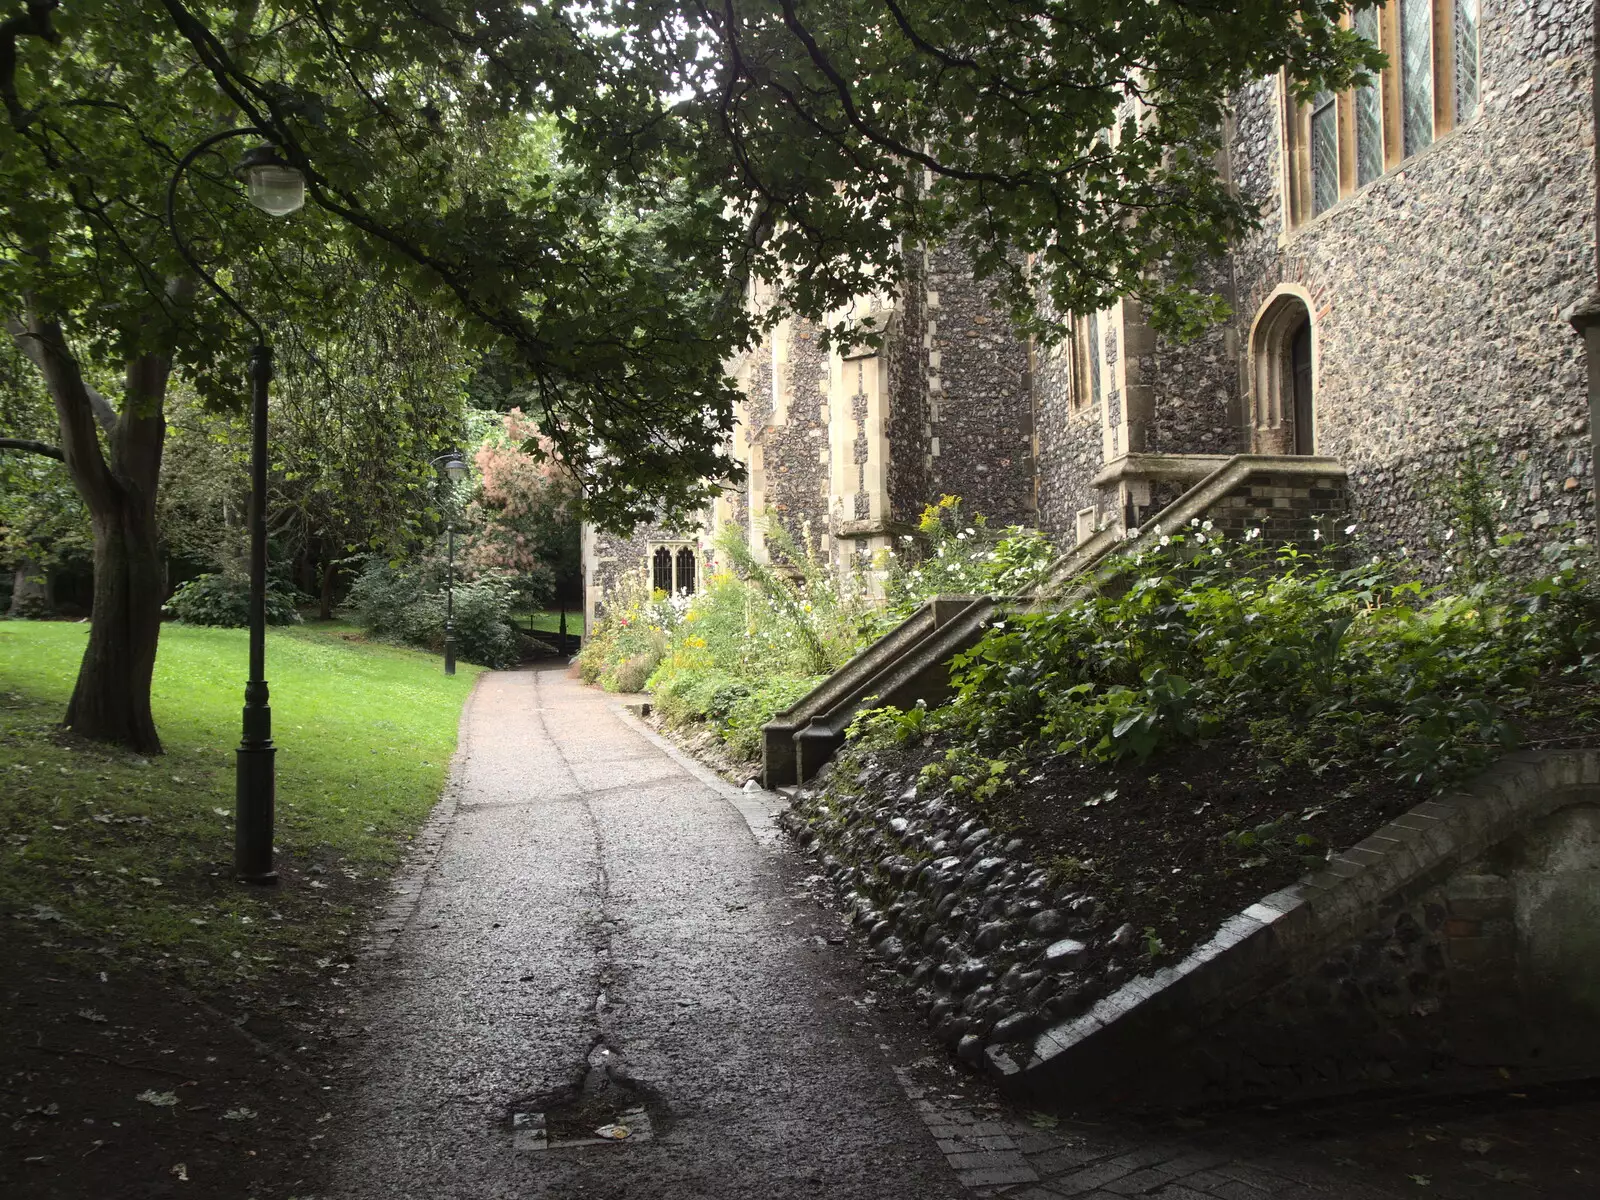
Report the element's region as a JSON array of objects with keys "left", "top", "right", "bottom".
[{"left": 431, "top": 451, "right": 470, "bottom": 675}]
